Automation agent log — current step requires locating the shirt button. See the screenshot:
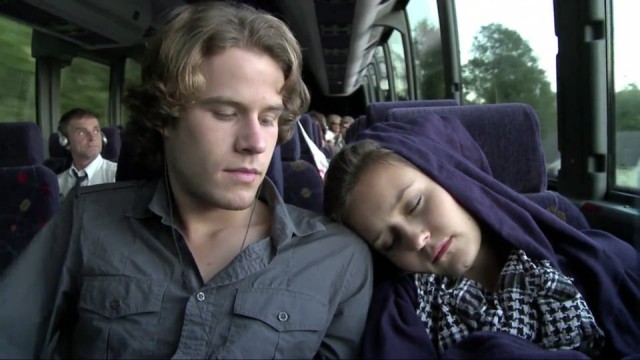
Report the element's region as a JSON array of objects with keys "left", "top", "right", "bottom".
[
  {"left": 196, "top": 292, "right": 206, "bottom": 301},
  {"left": 109, "top": 299, "right": 120, "bottom": 310},
  {"left": 277, "top": 311, "right": 289, "bottom": 322}
]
